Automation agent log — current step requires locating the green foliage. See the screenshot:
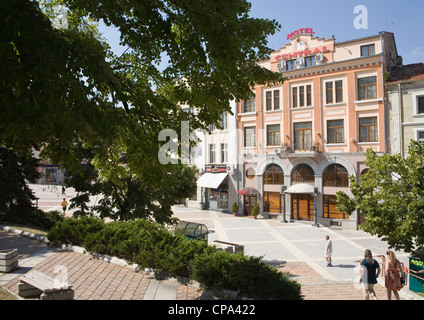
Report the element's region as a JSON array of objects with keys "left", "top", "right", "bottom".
[
  {"left": 251, "top": 202, "right": 260, "bottom": 216},
  {"left": 232, "top": 202, "right": 238, "bottom": 213},
  {"left": 47, "top": 216, "right": 106, "bottom": 246},
  {"left": 0, "top": 147, "right": 39, "bottom": 218},
  {"left": 191, "top": 250, "right": 302, "bottom": 300},
  {"left": 337, "top": 141, "right": 424, "bottom": 253}
]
